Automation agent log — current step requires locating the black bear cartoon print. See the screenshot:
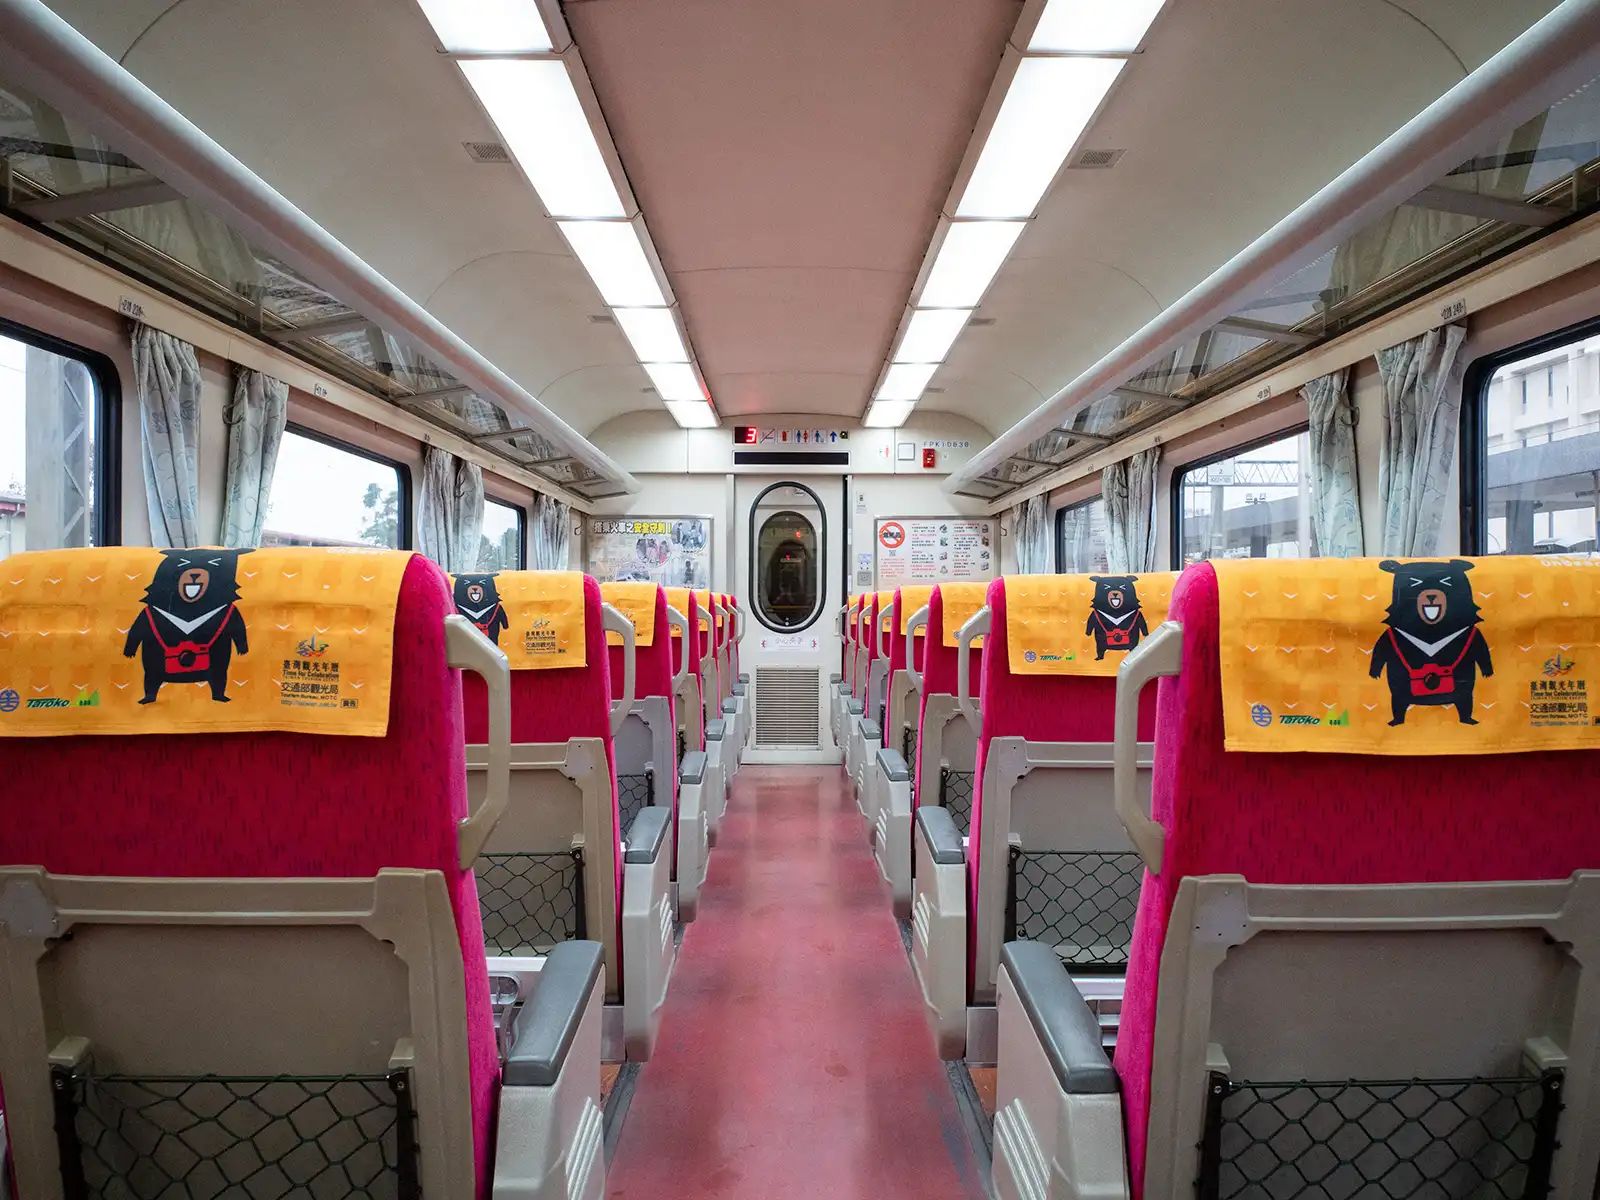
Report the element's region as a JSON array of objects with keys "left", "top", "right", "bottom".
[
  {"left": 1086, "top": 575, "right": 1149, "bottom": 660},
  {"left": 122, "top": 549, "right": 251, "bottom": 704},
  {"left": 1368, "top": 559, "right": 1494, "bottom": 726},
  {"left": 454, "top": 573, "right": 509, "bottom": 647}
]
